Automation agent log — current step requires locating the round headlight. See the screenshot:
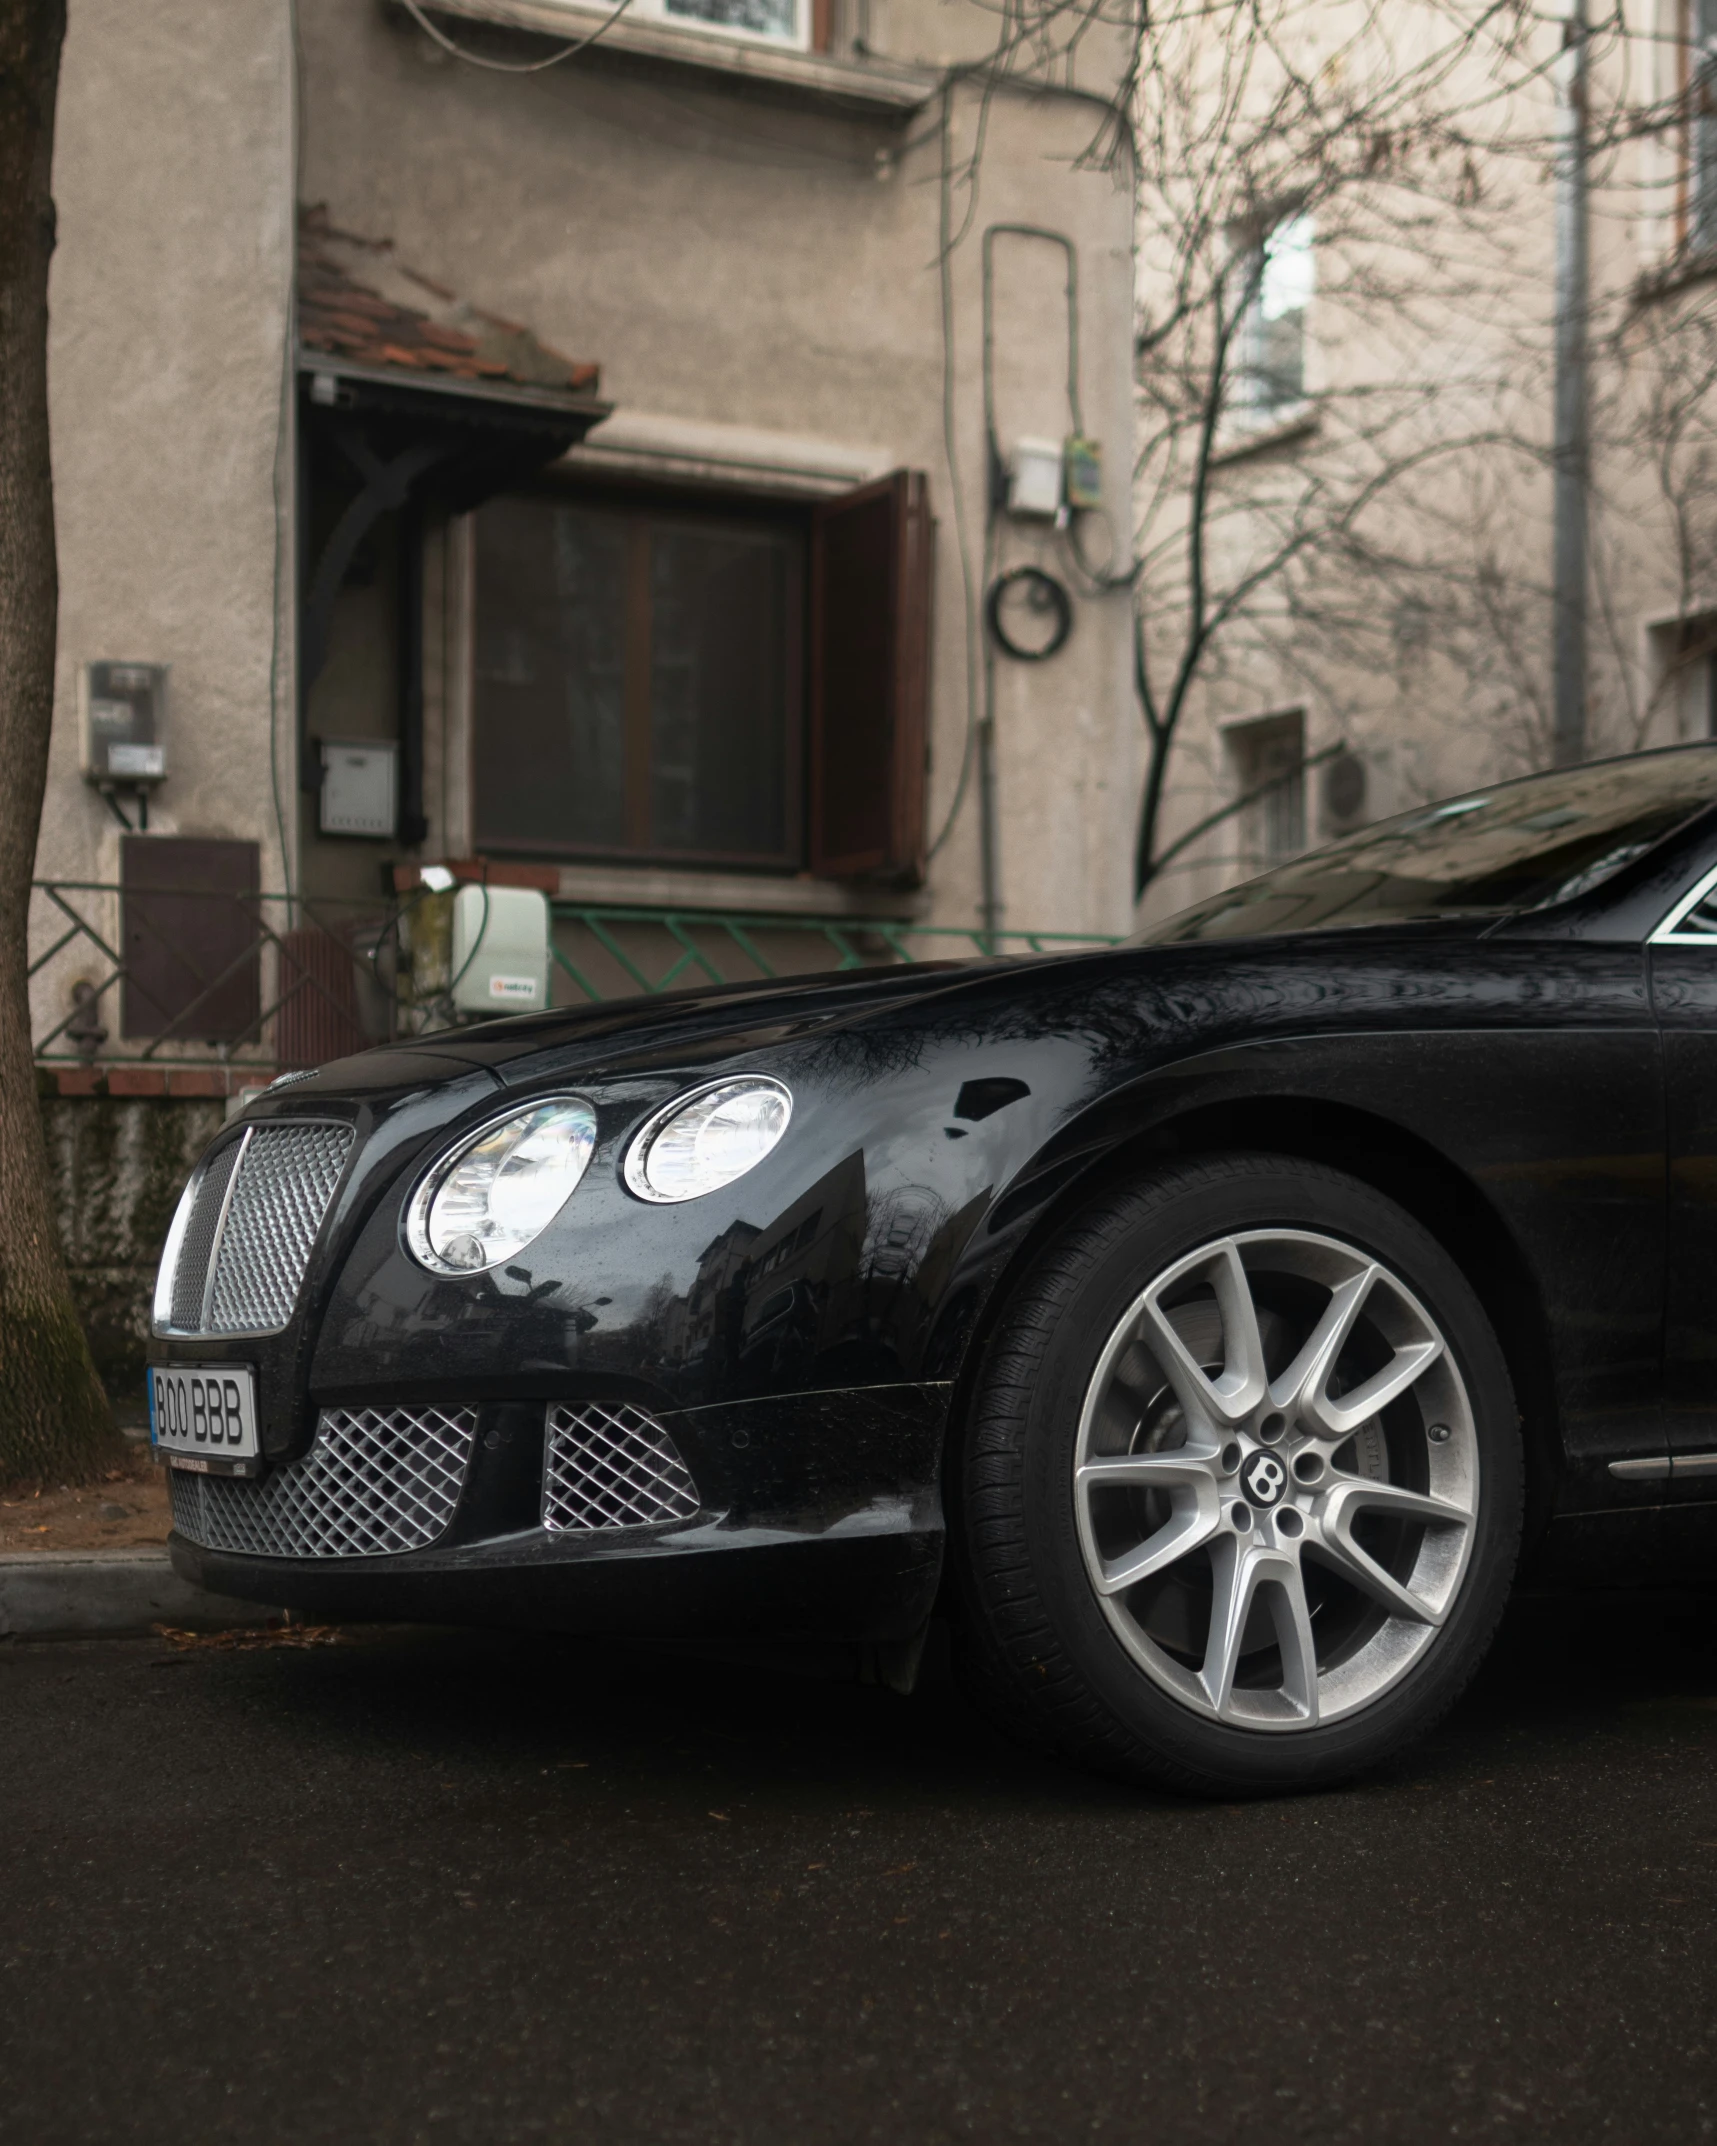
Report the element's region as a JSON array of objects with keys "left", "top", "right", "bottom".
[
  {"left": 623, "top": 1078, "right": 792, "bottom": 1204},
  {"left": 406, "top": 1097, "right": 598, "bottom": 1275}
]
